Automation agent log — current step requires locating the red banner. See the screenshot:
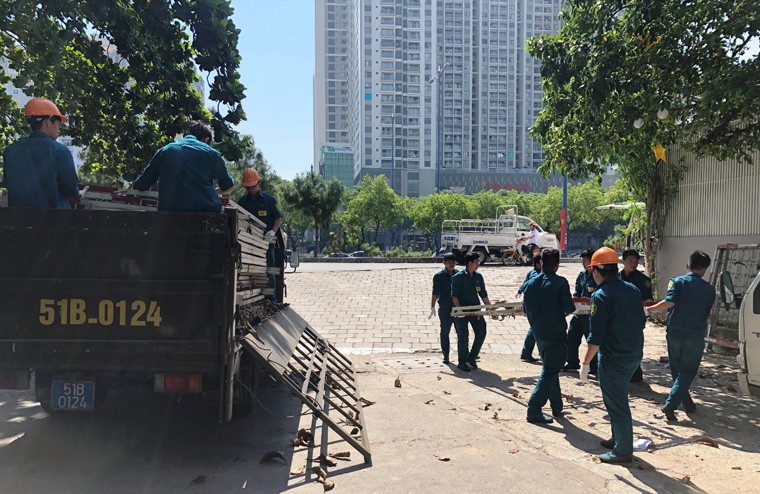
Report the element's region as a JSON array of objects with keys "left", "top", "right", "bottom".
[{"left": 559, "top": 209, "right": 567, "bottom": 251}]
